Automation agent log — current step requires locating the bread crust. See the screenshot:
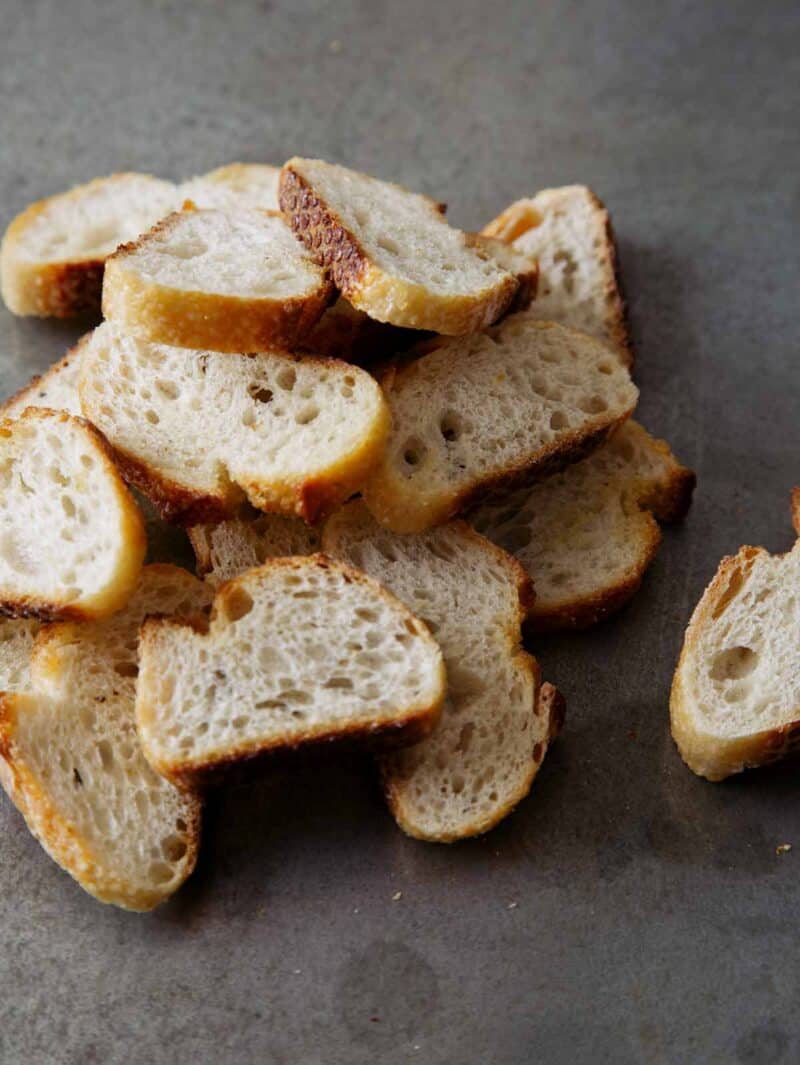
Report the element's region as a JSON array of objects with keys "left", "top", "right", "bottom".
[
  {"left": 0, "top": 343, "right": 83, "bottom": 418},
  {"left": 279, "top": 161, "right": 518, "bottom": 335},
  {"left": 791, "top": 487, "right": 800, "bottom": 535}
]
